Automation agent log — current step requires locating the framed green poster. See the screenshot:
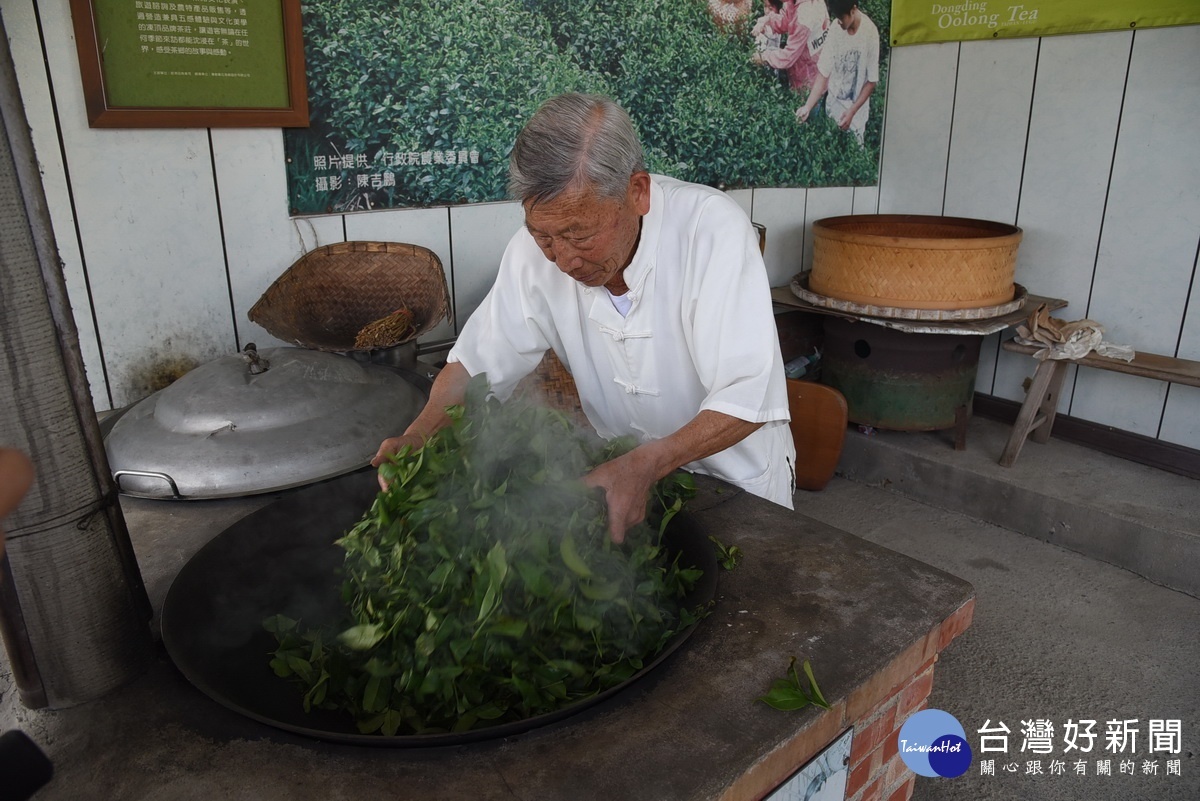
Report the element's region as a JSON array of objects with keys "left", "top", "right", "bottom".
[{"left": 70, "top": 0, "right": 308, "bottom": 128}]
